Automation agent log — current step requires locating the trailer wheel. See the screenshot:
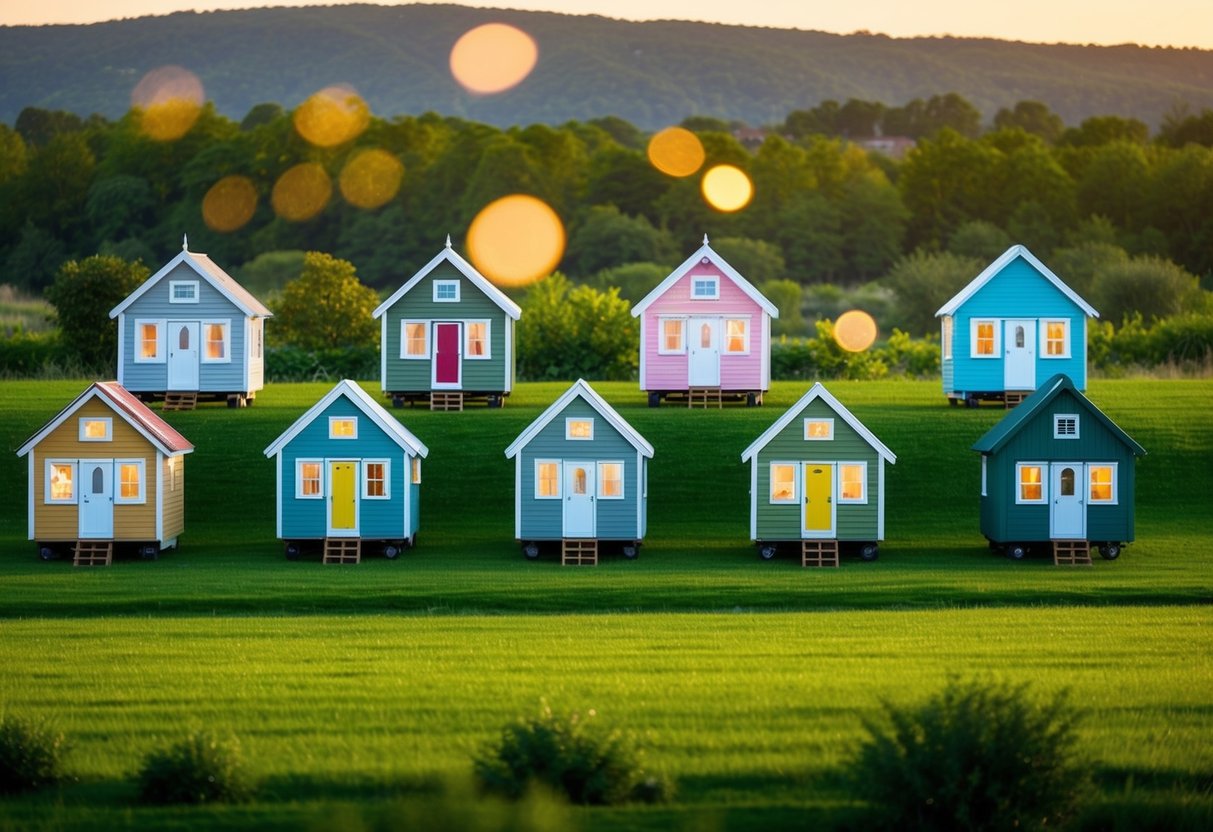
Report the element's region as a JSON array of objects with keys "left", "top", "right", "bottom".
[
  {"left": 965, "top": 395, "right": 979, "bottom": 409},
  {"left": 391, "top": 395, "right": 405, "bottom": 409},
  {"left": 523, "top": 542, "right": 540, "bottom": 560},
  {"left": 1099, "top": 542, "right": 1121, "bottom": 561},
  {"left": 859, "top": 543, "right": 879, "bottom": 562},
  {"left": 759, "top": 544, "right": 778, "bottom": 560},
  {"left": 647, "top": 392, "right": 661, "bottom": 408},
  {"left": 746, "top": 392, "right": 758, "bottom": 407},
  {"left": 1005, "top": 543, "right": 1026, "bottom": 560},
  {"left": 384, "top": 544, "right": 401, "bottom": 560},
  {"left": 140, "top": 544, "right": 160, "bottom": 560},
  {"left": 38, "top": 546, "right": 57, "bottom": 561},
  {"left": 622, "top": 544, "right": 638, "bottom": 560},
  {"left": 285, "top": 542, "right": 301, "bottom": 561}
]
